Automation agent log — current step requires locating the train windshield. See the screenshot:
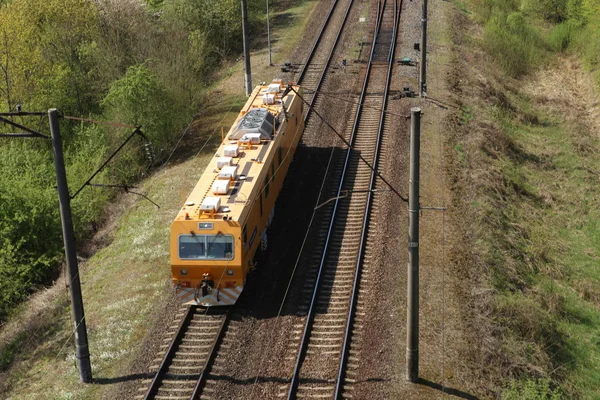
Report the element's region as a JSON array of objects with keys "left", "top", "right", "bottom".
[{"left": 178, "top": 234, "right": 234, "bottom": 260}]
